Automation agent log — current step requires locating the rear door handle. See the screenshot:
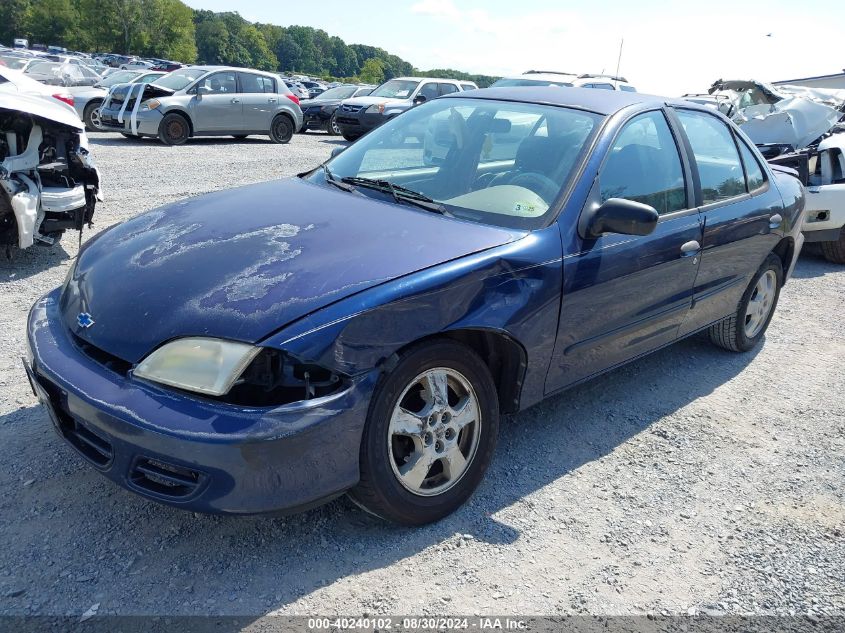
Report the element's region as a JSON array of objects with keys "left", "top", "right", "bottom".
[
  {"left": 268, "top": 98, "right": 277, "bottom": 103},
  {"left": 769, "top": 213, "right": 783, "bottom": 228},
  {"left": 231, "top": 98, "right": 241, "bottom": 104},
  {"left": 680, "top": 240, "right": 701, "bottom": 257}
]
